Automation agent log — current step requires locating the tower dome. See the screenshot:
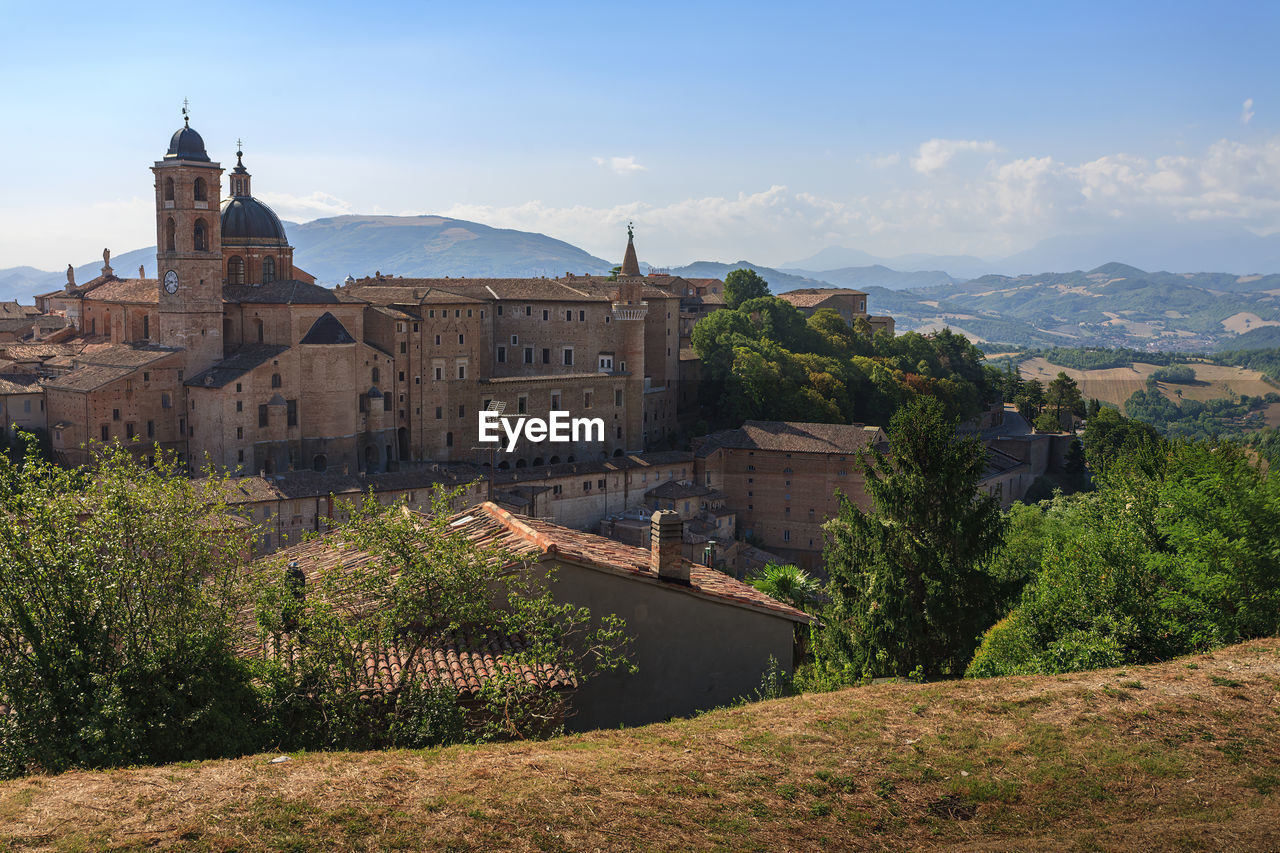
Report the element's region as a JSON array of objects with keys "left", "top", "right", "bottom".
[
  {"left": 165, "top": 126, "right": 210, "bottom": 162},
  {"left": 220, "top": 196, "right": 288, "bottom": 244}
]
